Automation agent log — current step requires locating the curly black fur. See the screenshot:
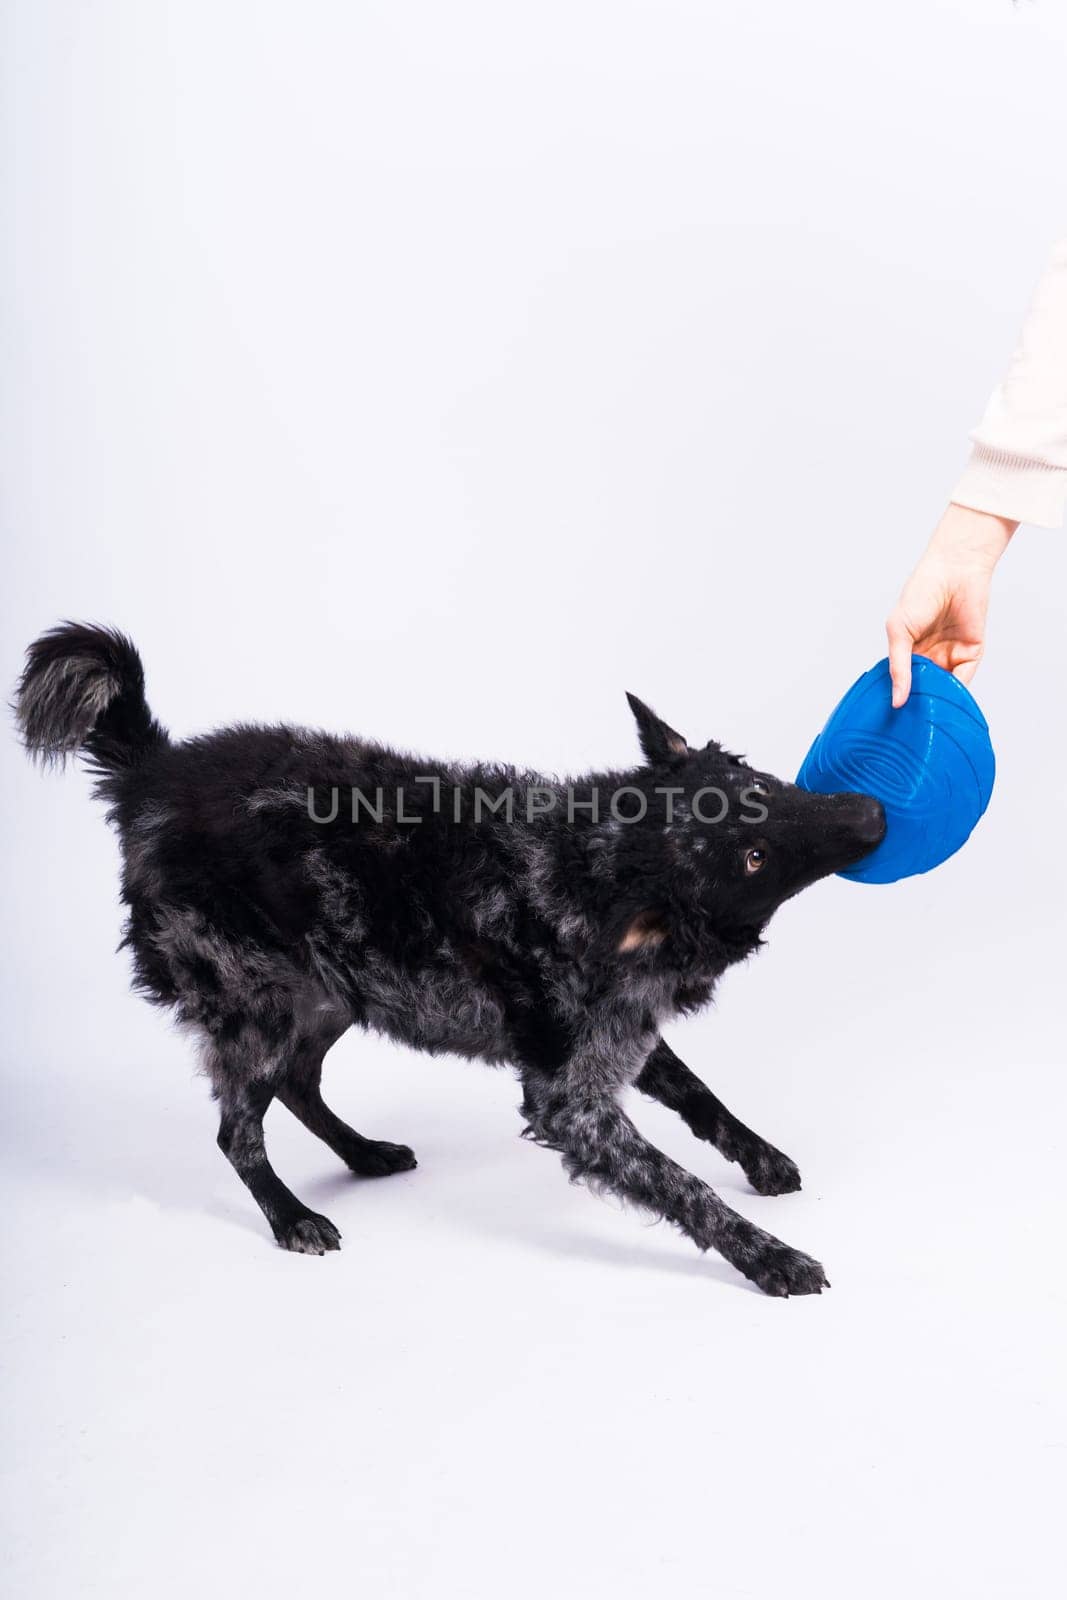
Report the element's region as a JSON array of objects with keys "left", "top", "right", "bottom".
[{"left": 16, "top": 622, "right": 885, "bottom": 1292}]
